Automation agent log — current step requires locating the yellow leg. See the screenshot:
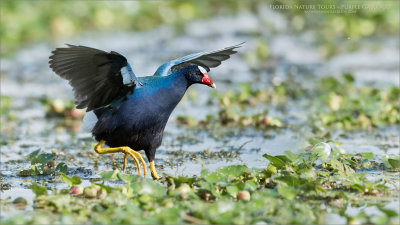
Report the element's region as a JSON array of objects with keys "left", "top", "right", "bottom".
[
  {"left": 123, "top": 154, "right": 128, "bottom": 172},
  {"left": 150, "top": 161, "right": 161, "bottom": 180},
  {"left": 95, "top": 140, "right": 147, "bottom": 177}
]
